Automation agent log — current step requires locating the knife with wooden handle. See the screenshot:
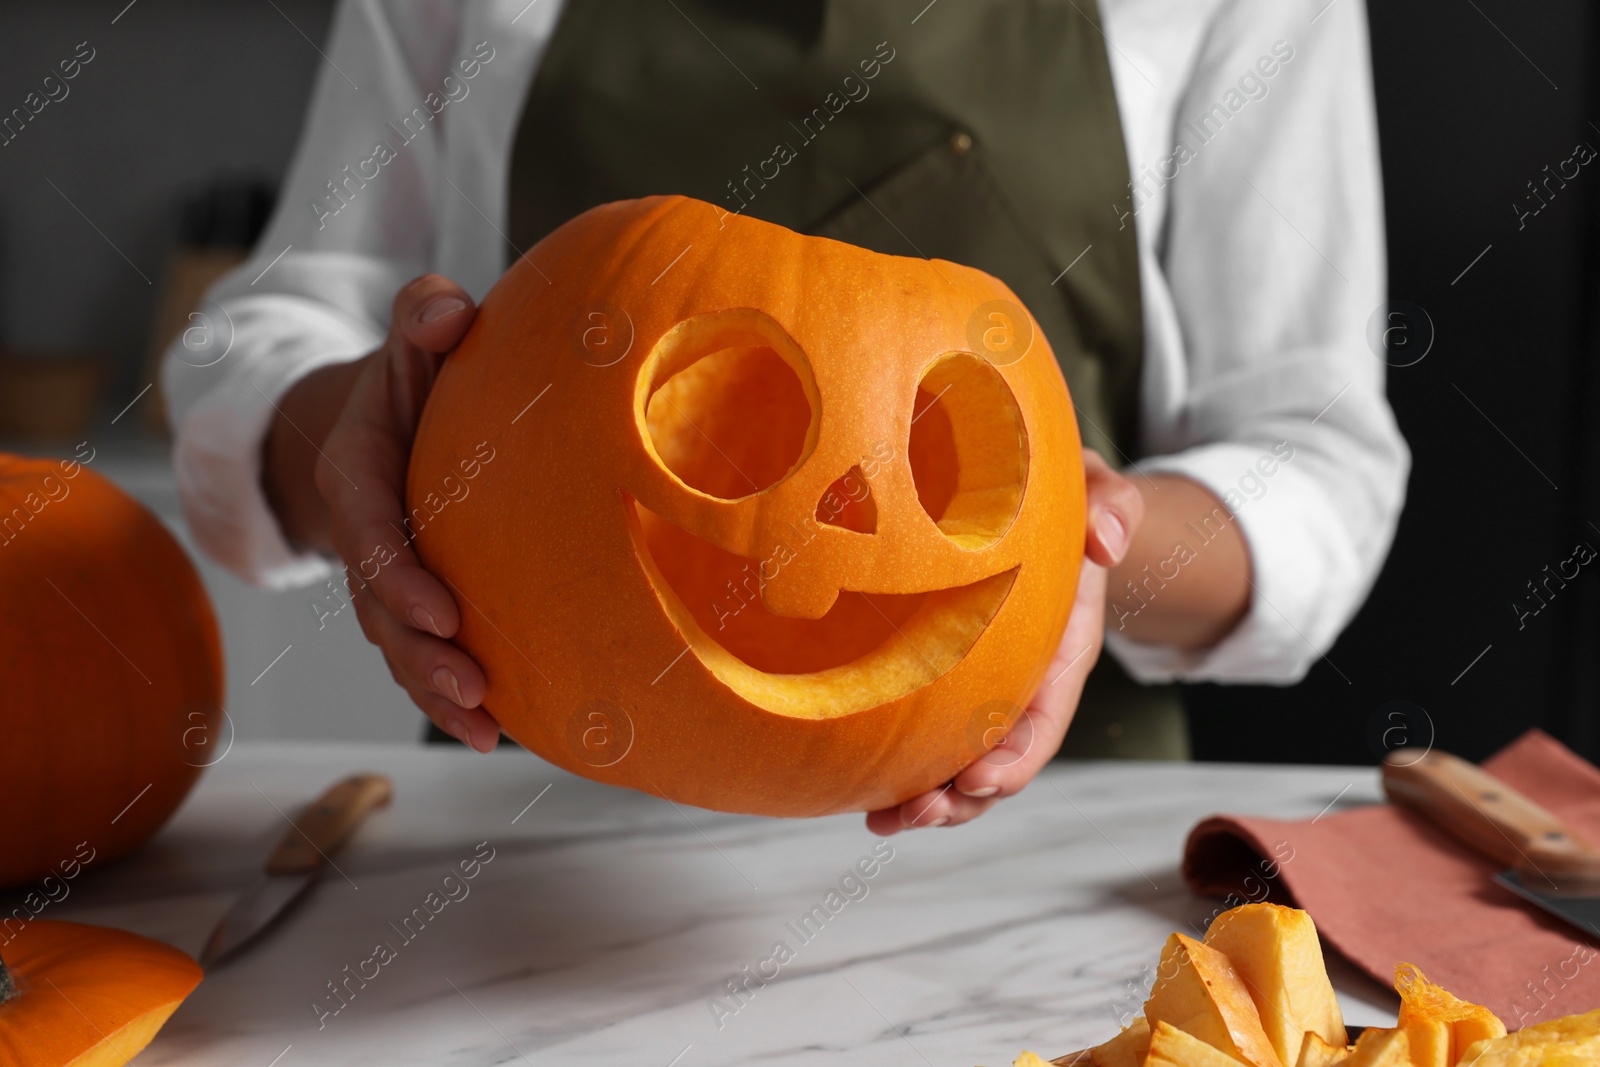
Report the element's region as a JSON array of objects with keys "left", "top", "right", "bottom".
[
  {"left": 1381, "top": 747, "right": 1600, "bottom": 936},
  {"left": 200, "top": 774, "right": 392, "bottom": 970},
  {"left": 1380, "top": 748, "right": 1600, "bottom": 884}
]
